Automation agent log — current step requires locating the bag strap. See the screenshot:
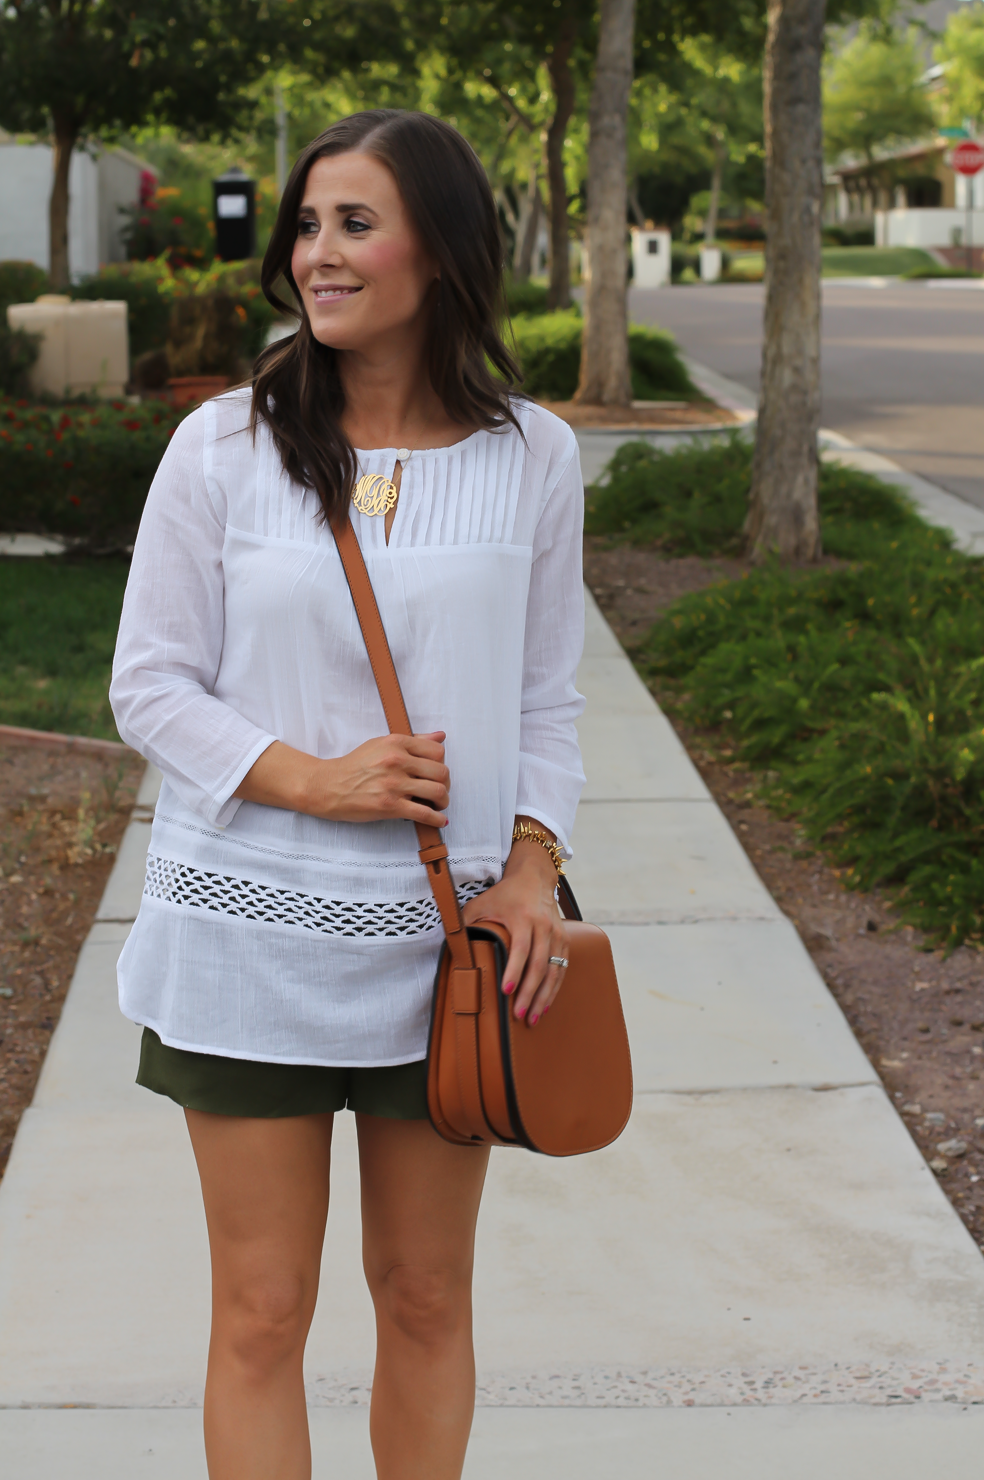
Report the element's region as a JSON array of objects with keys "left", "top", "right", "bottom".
[{"left": 330, "top": 513, "right": 476, "bottom": 971}]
